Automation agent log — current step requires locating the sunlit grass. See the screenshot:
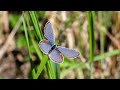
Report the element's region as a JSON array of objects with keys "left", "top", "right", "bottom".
[{"left": 10, "top": 11, "right": 120, "bottom": 79}]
